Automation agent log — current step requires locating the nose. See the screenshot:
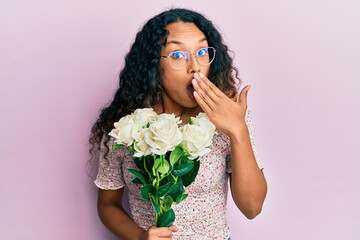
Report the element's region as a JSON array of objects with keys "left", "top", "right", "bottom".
[{"left": 187, "top": 54, "right": 200, "bottom": 74}]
